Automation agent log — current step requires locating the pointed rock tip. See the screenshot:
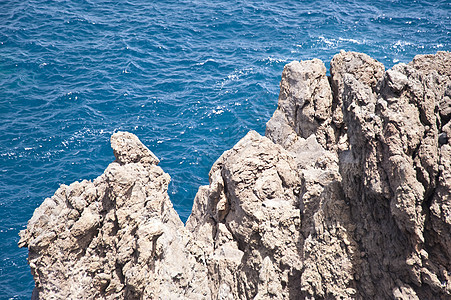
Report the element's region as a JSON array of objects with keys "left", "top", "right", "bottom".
[{"left": 110, "top": 131, "right": 159, "bottom": 165}]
